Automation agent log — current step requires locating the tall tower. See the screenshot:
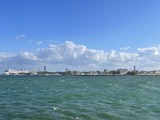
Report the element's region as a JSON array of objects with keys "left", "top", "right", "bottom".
[
  {"left": 134, "top": 65, "right": 136, "bottom": 72},
  {"left": 44, "top": 66, "right": 46, "bottom": 72}
]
